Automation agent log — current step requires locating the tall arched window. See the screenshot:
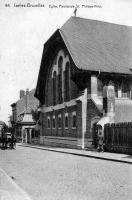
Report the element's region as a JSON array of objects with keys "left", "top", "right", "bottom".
[
  {"left": 72, "top": 112, "right": 77, "bottom": 128},
  {"left": 114, "top": 82, "right": 118, "bottom": 97},
  {"left": 121, "top": 81, "right": 130, "bottom": 98},
  {"left": 53, "top": 71, "right": 57, "bottom": 105},
  {"left": 97, "top": 79, "right": 103, "bottom": 96},
  {"left": 64, "top": 62, "right": 70, "bottom": 101},
  {"left": 65, "top": 113, "right": 68, "bottom": 128},
  {"left": 58, "top": 57, "right": 63, "bottom": 103}
]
